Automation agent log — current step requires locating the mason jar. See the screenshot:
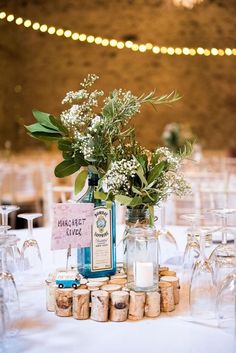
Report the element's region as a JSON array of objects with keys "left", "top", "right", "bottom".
[{"left": 126, "top": 226, "right": 159, "bottom": 292}]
